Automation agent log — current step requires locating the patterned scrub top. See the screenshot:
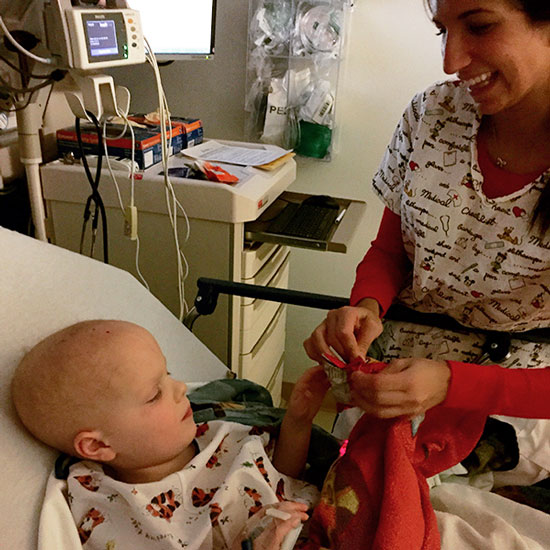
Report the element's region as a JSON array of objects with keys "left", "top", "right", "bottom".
[
  {"left": 373, "top": 80, "right": 550, "bottom": 334},
  {"left": 67, "top": 421, "right": 319, "bottom": 549}
]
